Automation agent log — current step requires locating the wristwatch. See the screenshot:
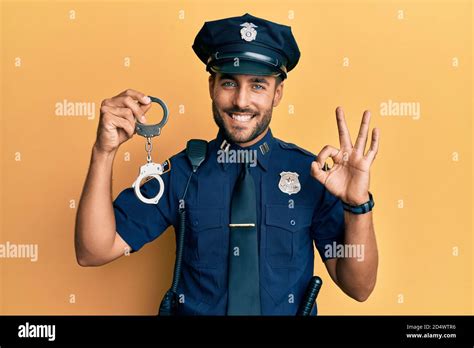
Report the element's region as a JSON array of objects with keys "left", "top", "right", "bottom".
[{"left": 342, "top": 192, "right": 374, "bottom": 214}]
